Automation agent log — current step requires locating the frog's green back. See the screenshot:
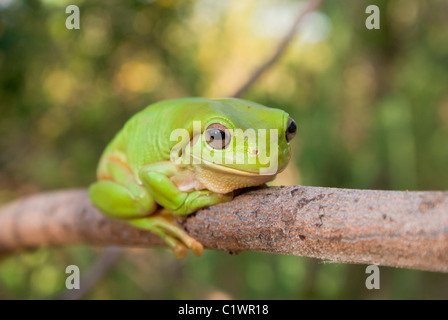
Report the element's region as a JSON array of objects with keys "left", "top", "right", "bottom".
[{"left": 98, "top": 98, "right": 212, "bottom": 174}]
